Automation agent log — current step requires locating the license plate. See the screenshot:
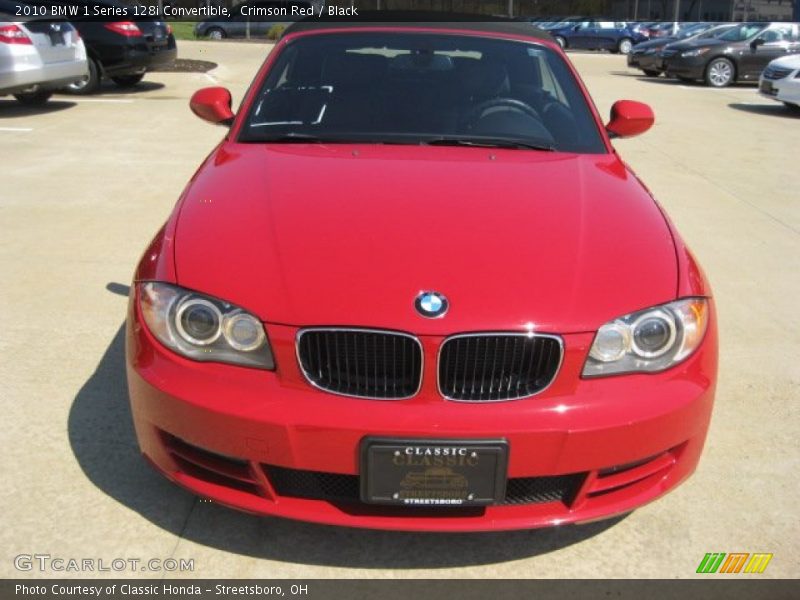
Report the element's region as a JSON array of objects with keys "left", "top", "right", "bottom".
[
  {"left": 48, "top": 31, "right": 65, "bottom": 46},
  {"left": 361, "top": 438, "right": 508, "bottom": 506},
  {"left": 760, "top": 80, "right": 776, "bottom": 95}
]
